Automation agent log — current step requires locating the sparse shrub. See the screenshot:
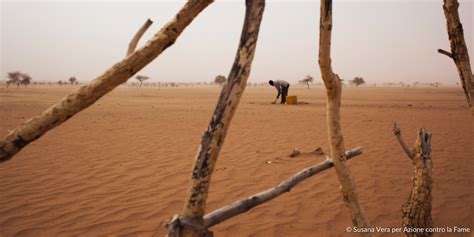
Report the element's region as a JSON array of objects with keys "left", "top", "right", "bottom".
[
  {"left": 135, "top": 75, "right": 150, "bottom": 88},
  {"left": 214, "top": 75, "right": 226, "bottom": 86},
  {"left": 6, "top": 71, "right": 32, "bottom": 88},
  {"left": 350, "top": 77, "right": 365, "bottom": 87},
  {"left": 299, "top": 75, "right": 314, "bottom": 88},
  {"left": 69, "top": 76, "right": 78, "bottom": 85}
]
